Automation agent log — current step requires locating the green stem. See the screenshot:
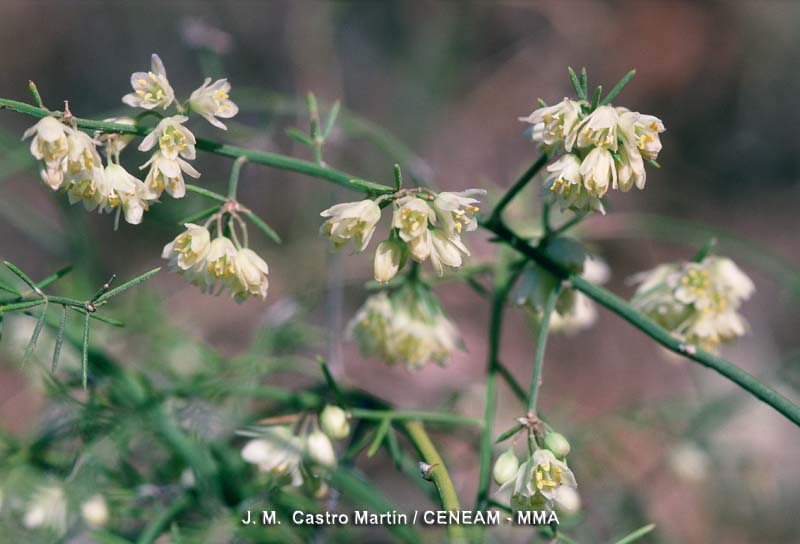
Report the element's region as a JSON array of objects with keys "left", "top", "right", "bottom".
[
  {"left": 227, "top": 156, "right": 247, "bottom": 199},
  {"left": 350, "top": 408, "right": 481, "bottom": 427},
  {"left": 489, "top": 153, "right": 548, "bottom": 223},
  {"left": 483, "top": 218, "right": 800, "bottom": 427},
  {"left": 402, "top": 421, "right": 465, "bottom": 543},
  {"left": 528, "top": 286, "right": 559, "bottom": 413}
]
